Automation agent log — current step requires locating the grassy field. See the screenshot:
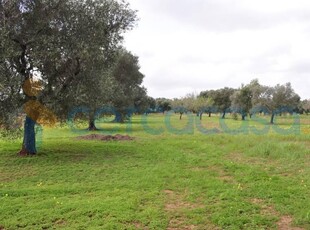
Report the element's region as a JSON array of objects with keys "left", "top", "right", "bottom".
[{"left": 0, "top": 113, "right": 310, "bottom": 229}]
